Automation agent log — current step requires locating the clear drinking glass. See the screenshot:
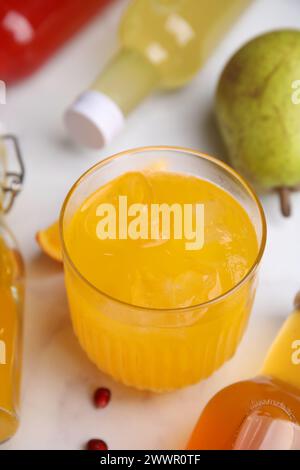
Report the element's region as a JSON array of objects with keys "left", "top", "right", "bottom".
[{"left": 60, "top": 146, "right": 266, "bottom": 392}]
